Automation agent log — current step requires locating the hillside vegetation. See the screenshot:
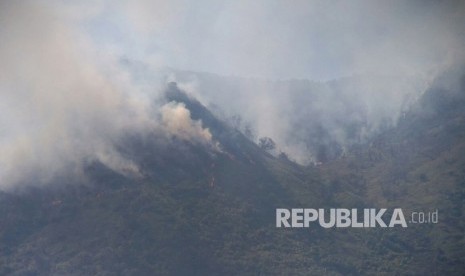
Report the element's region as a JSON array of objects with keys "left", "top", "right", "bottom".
[{"left": 1, "top": 74, "right": 464, "bottom": 275}]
